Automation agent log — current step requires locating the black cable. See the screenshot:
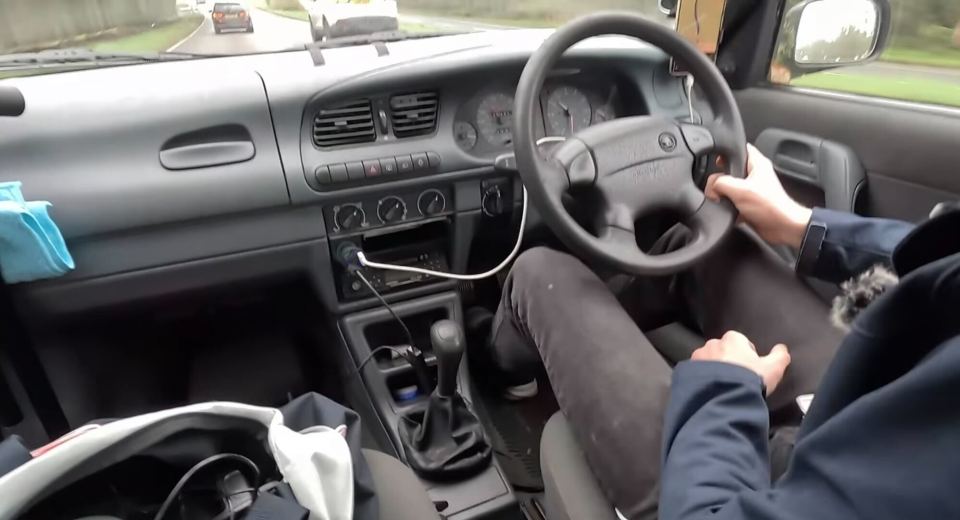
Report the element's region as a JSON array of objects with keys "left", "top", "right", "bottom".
[
  {"left": 153, "top": 453, "right": 260, "bottom": 520},
  {"left": 356, "top": 345, "right": 405, "bottom": 373},
  {"left": 210, "top": 488, "right": 259, "bottom": 520},
  {"left": 354, "top": 269, "right": 416, "bottom": 348}
]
